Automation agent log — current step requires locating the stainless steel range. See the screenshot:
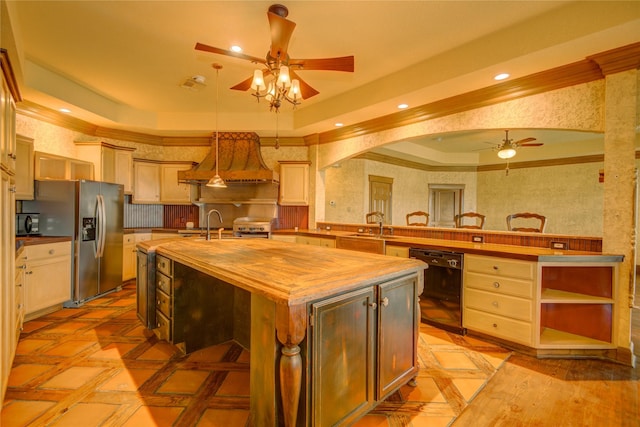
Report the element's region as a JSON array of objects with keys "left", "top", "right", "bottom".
[{"left": 232, "top": 217, "right": 276, "bottom": 238}]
